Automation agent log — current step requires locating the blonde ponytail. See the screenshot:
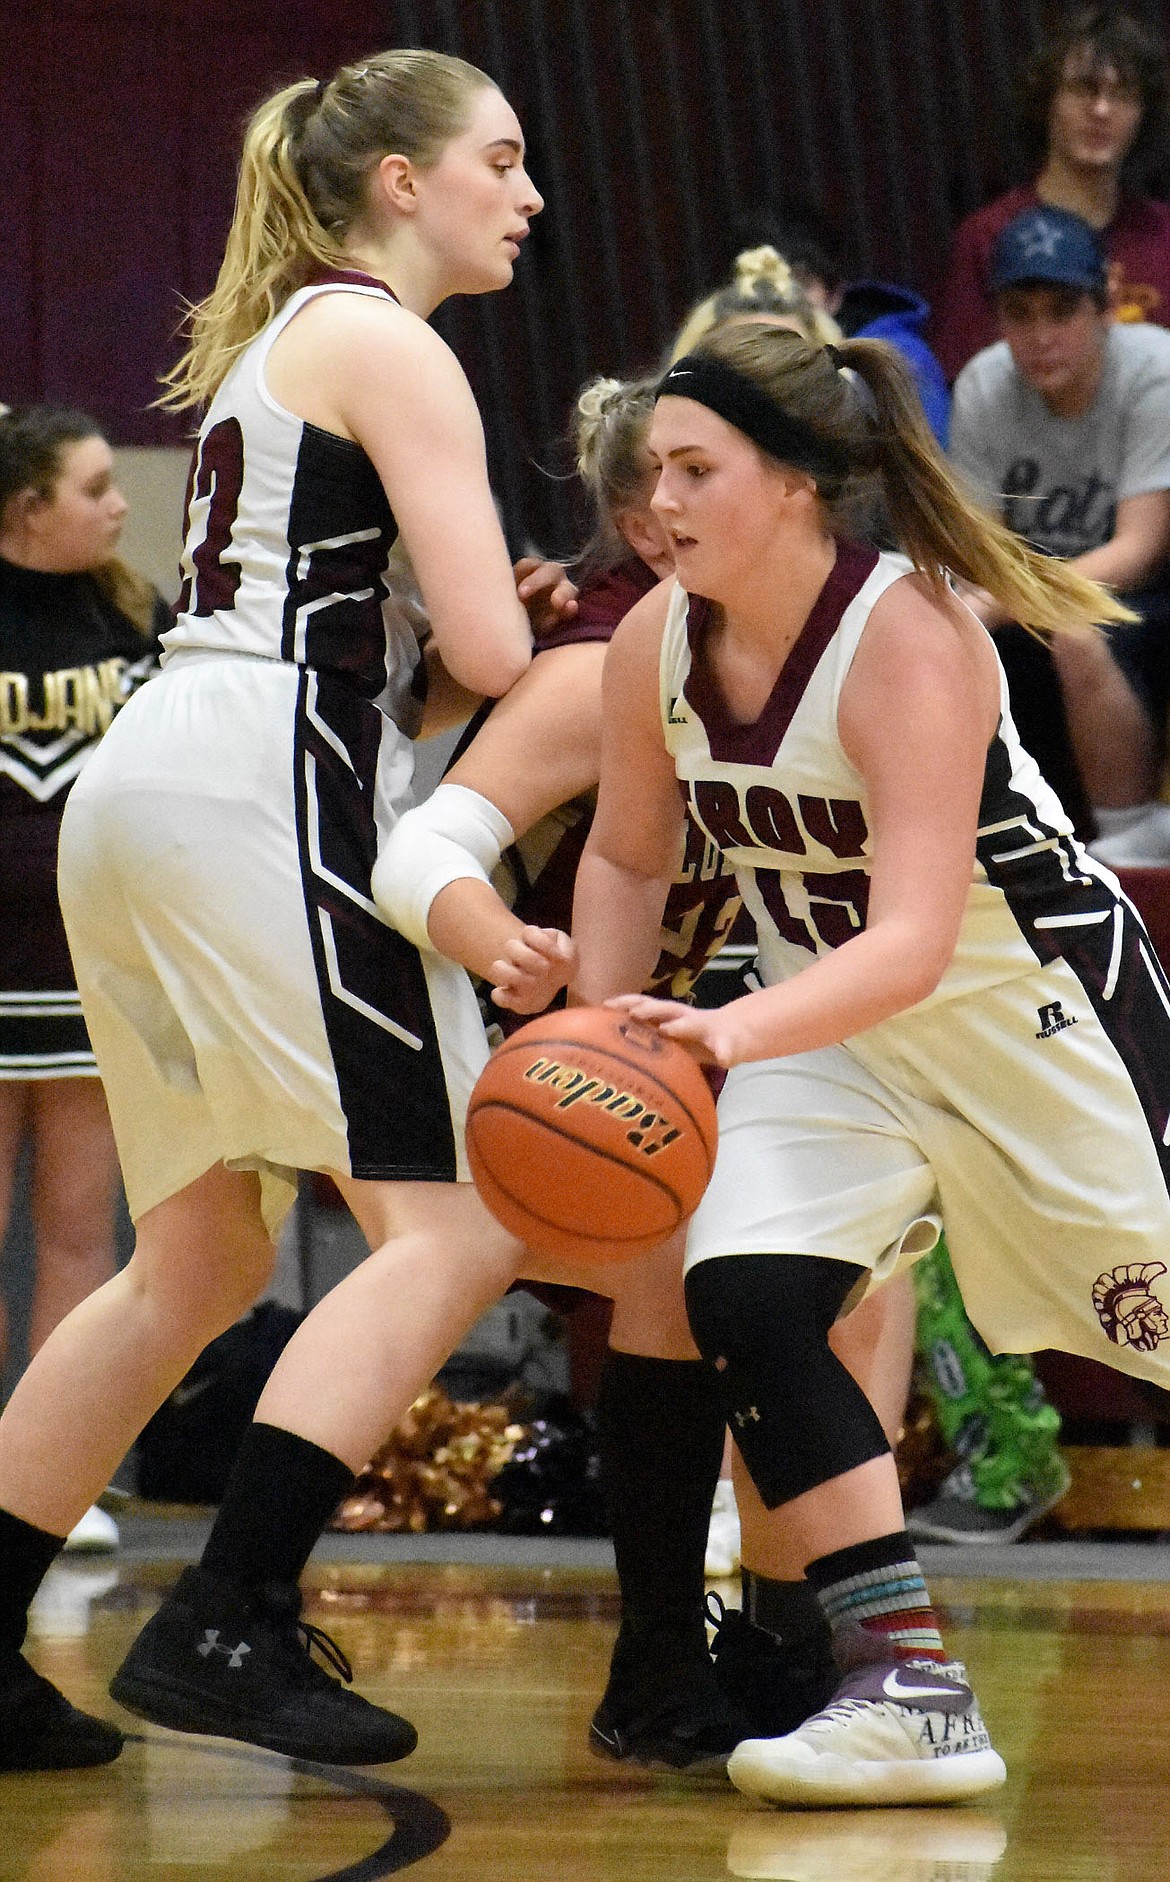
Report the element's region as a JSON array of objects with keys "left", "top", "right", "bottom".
[
  {"left": 160, "top": 50, "right": 495, "bottom": 411},
  {"left": 695, "top": 323, "right": 1133, "bottom": 639},
  {"left": 160, "top": 81, "right": 344, "bottom": 411}
]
